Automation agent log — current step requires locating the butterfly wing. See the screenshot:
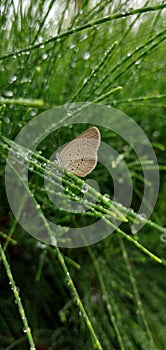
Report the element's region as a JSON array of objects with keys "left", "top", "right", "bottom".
[
  {"left": 58, "top": 127, "right": 100, "bottom": 177},
  {"left": 67, "top": 158, "right": 97, "bottom": 177}
]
